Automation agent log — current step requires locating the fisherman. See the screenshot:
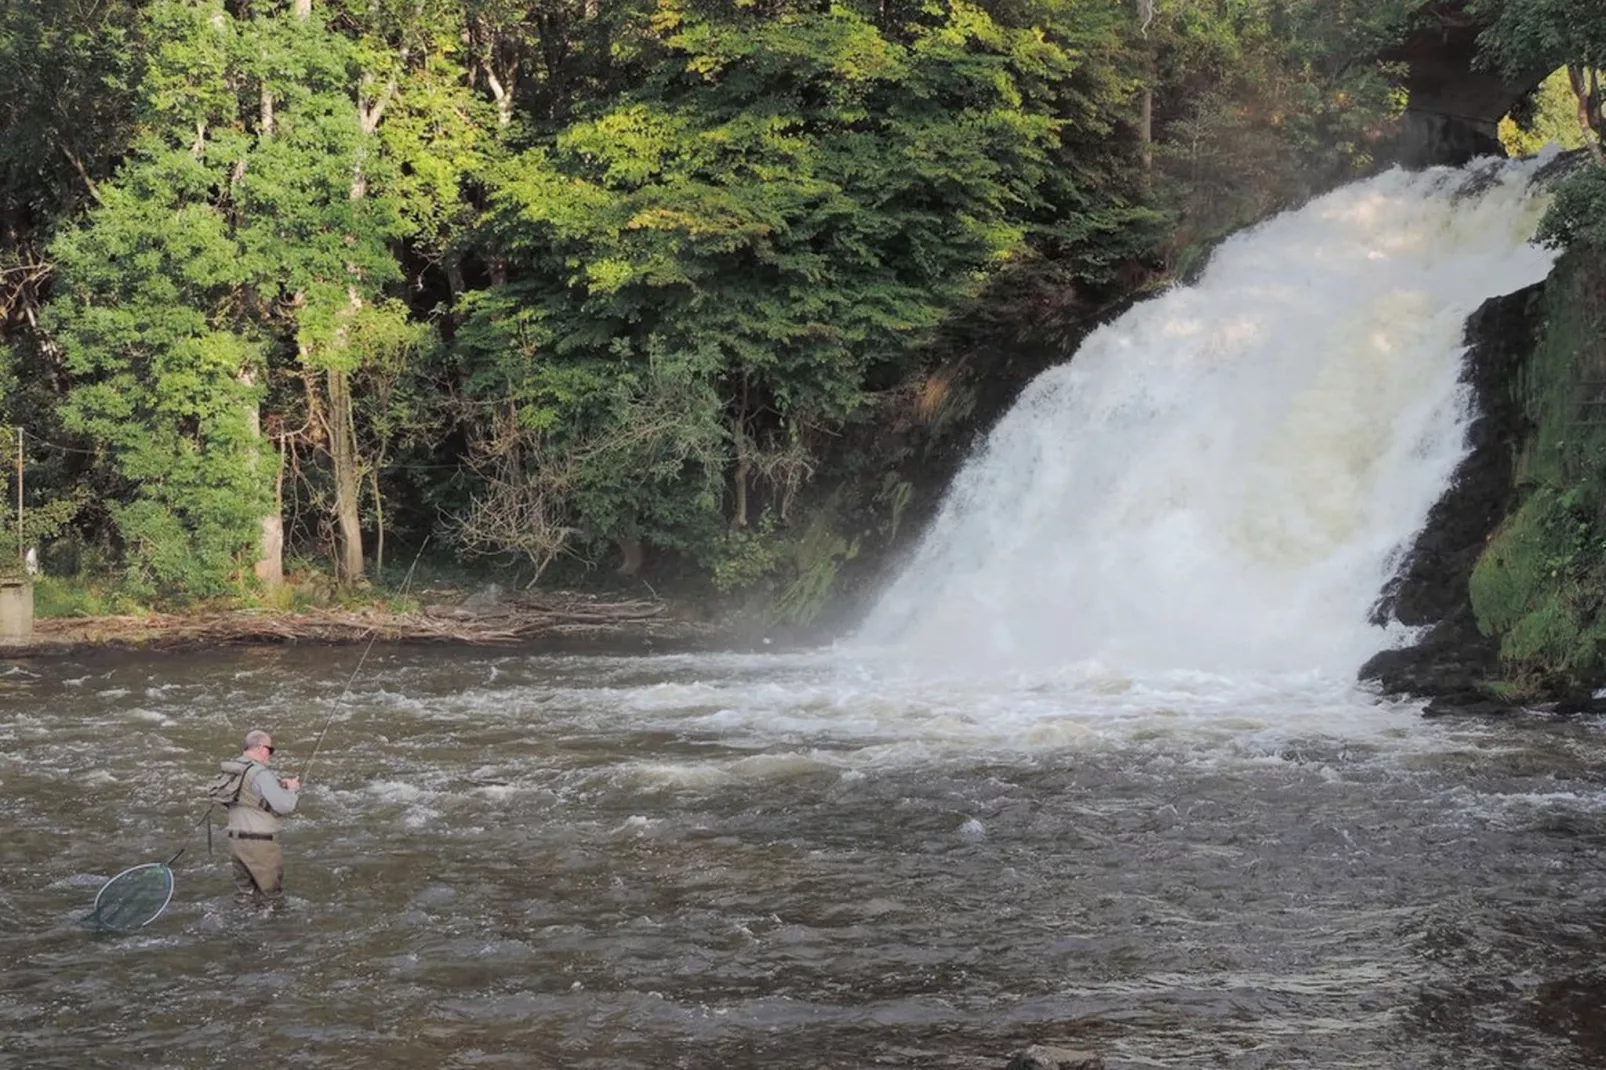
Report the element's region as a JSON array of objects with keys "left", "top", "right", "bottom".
[{"left": 218, "top": 729, "right": 301, "bottom": 908}]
